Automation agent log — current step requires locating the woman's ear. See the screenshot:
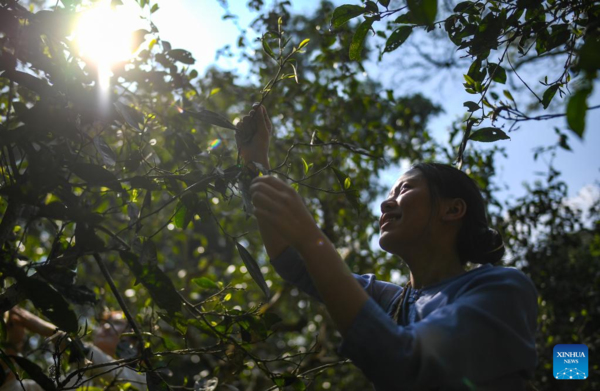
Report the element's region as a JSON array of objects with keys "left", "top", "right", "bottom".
[{"left": 441, "top": 198, "right": 467, "bottom": 222}]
